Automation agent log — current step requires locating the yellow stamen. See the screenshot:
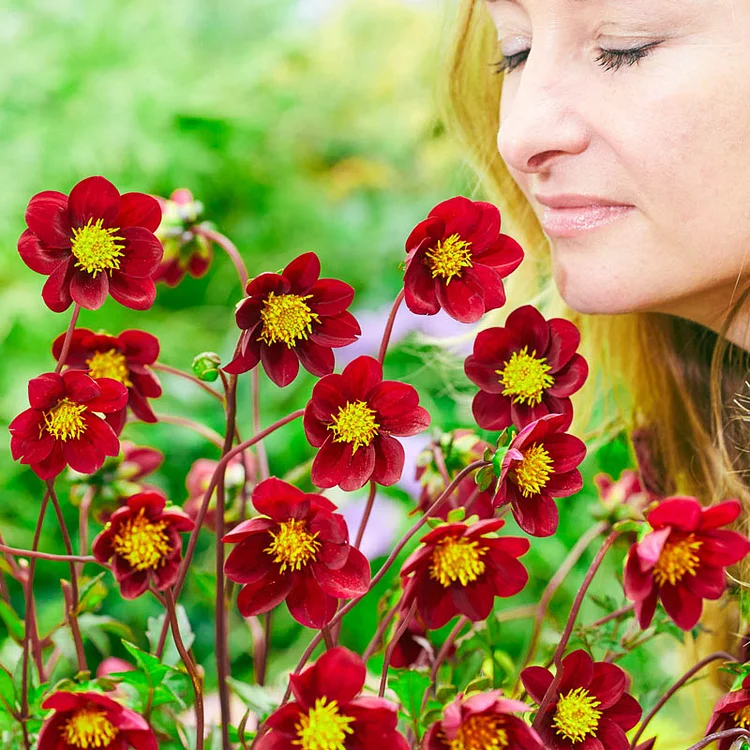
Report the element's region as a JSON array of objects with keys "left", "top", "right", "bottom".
[
  {"left": 61, "top": 707, "right": 118, "bottom": 749},
  {"left": 293, "top": 697, "right": 355, "bottom": 750},
  {"left": 448, "top": 714, "right": 509, "bottom": 750},
  {"left": 733, "top": 705, "right": 750, "bottom": 729},
  {"left": 111, "top": 508, "right": 171, "bottom": 571},
  {"left": 327, "top": 400, "right": 379, "bottom": 452},
  {"left": 653, "top": 534, "right": 703, "bottom": 587},
  {"left": 513, "top": 443, "right": 554, "bottom": 498},
  {"left": 425, "top": 233, "right": 473, "bottom": 284},
  {"left": 86, "top": 349, "right": 132, "bottom": 386},
  {"left": 496, "top": 347, "right": 555, "bottom": 406},
  {"left": 259, "top": 292, "right": 320, "bottom": 347},
  {"left": 43, "top": 399, "right": 87, "bottom": 441},
  {"left": 553, "top": 686, "right": 602, "bottom": 744},
  {"left": 430, "top": 536, "right": 487, "bottom": 588},
  {"left": 265, "top": 519, "right": 322, "bottom": 573},
  {"left": 70, "top": 218, "right": 125, "bottom": 276}
]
